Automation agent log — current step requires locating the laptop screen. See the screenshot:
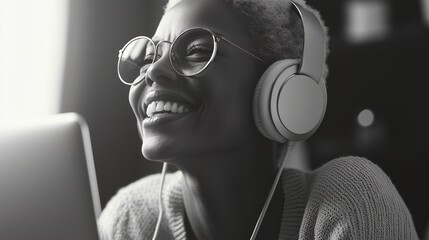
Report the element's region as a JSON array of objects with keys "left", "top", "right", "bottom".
[{"left": 0, "top": 113, "right": 101, "bottom": 240}]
